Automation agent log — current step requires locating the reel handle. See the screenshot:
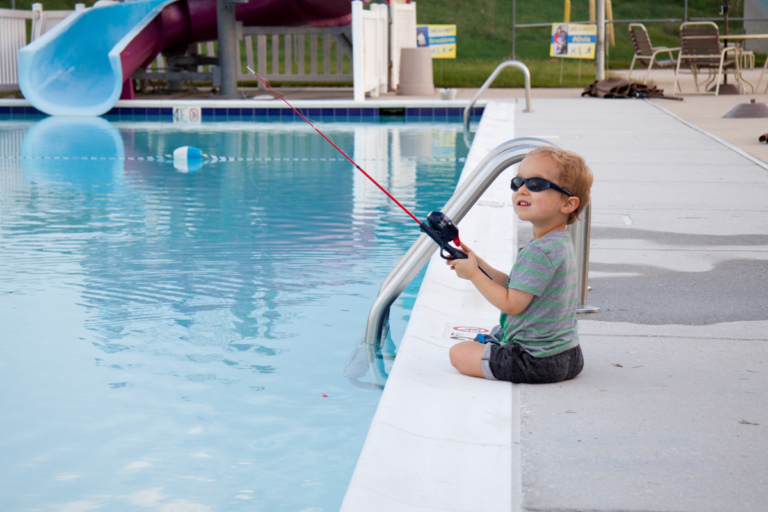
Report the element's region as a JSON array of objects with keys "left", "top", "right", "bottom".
[
  {"left": 420, "top": 211, "right": 467, "bottom": 260},
  {"left": 421, "top": 212, "right": 491, "bottom": 280}
]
